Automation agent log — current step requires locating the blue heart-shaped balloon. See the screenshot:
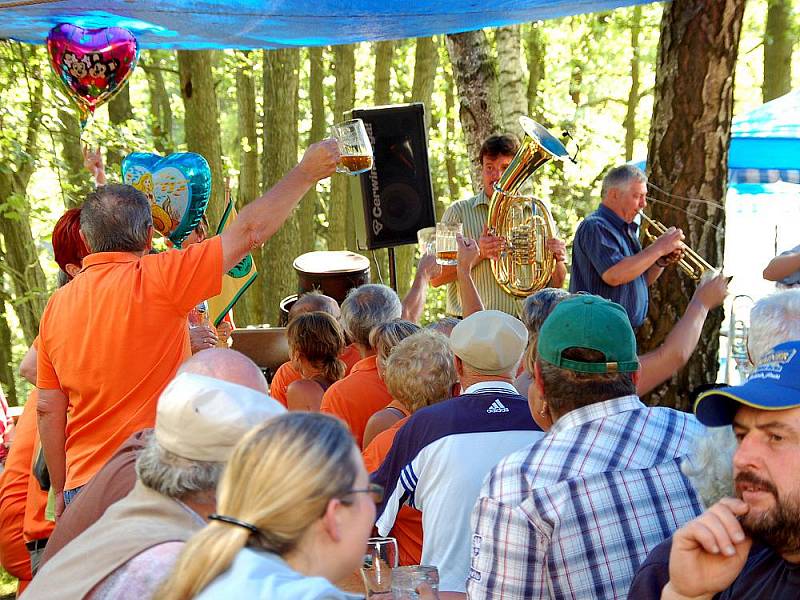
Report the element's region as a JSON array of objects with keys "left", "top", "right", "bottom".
[{"left": 121, "top": 152, "right": 211, "bottom": 246}]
